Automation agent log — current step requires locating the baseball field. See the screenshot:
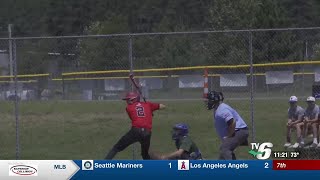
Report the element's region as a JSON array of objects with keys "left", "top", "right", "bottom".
[{"left": 0, "top": 98, "right": 293, "bottom": 160}]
